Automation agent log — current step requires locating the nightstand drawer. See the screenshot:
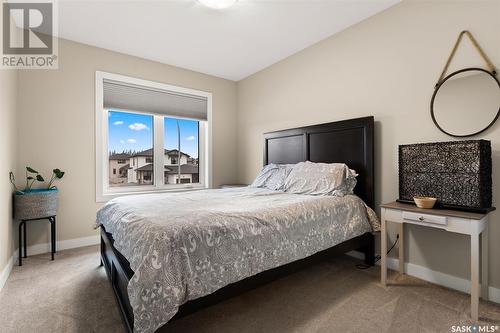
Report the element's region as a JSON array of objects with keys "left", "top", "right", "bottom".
[{"left": 402, "top": 211, "right": 447, "bottom": 226}]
